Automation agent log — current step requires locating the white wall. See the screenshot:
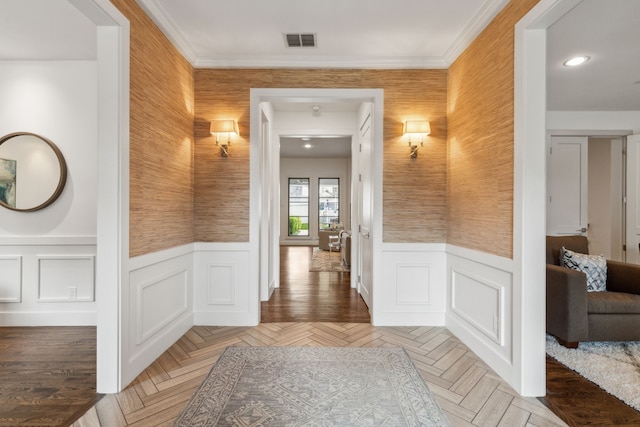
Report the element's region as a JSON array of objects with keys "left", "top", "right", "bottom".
[
  {"left": 0, "top": 61, "right": 98, "bottom": 325},
  {"left": 547, "top": 111, "right": 640, "bottom": 133},
  {"left": 280, "top": 157, "right": 351, "bottom": 245},
  {"left": 588, "top": 138, "right": 624, "bottom": 260}
]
